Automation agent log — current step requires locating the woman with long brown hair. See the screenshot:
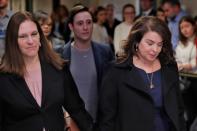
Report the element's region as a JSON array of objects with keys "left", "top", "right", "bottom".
[
  {"left": 99, "top": 16, "right": 186, "bottom": 131},
  {"left": 0, "top": 11, "right": 93, "bottom": 131}
]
